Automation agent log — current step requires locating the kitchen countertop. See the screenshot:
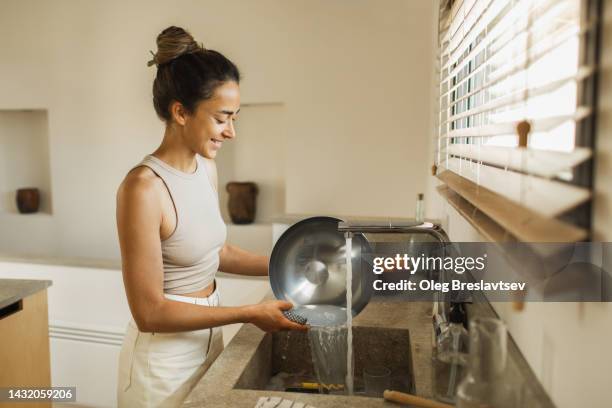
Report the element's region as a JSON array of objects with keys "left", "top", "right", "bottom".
[
  {"left": 0, "top": 253, "right": 121, "bottom": 270},
  {"left": 183, "top": 295, "right": 557, "bottom": 408},
  {"left": 0, "top": 278, "right": 52, "bottom": 309},
  {"left": 182, "top": 298, "right": 434, "bottom": 408},
  {"left": 465, "top": 301, "right": 556, "bottom": 408},
  {"left": 0, "top": 255, "right": 266, "bottom": 282},
  {"left": 0, "top": 215, "right": 418, "bottom": 271},
  {"left": 270, "top": 214, "right": 419, "bottom": 225}
]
